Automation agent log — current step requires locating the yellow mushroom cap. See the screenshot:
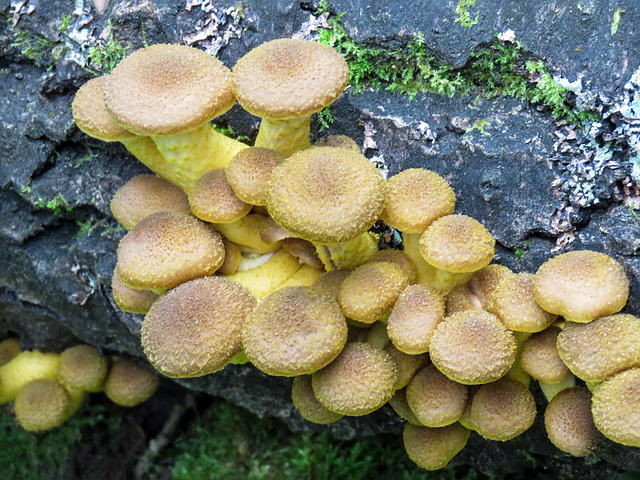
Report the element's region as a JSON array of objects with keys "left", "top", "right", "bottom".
[
  {"left": 291, "top": 374, "right": 343, "bottom": 424},
  {"left": 188, "top": 169, "right": 252, "bottom": 224},
  {"left": 338, "top": 262, "right": 409, "bottom": 324},
  {"left": 403, "top": 423, "right": 470, "bottom": 471},
  {"left": 110, "top": 174, "right": 191, "bottom": 229},
  {"left": 266, "top": 147, "right": 385, "bottom": 244},
  {"left": 387, "top": 283, "right": 446, "bottom": 355},
  {"left": 0, "top": 350, "right": 60, "bottom": 404},
  {"left": 71, "top": 75, "right": 139, "bottom": 142},
  {"left": 315, "top": 134, "right": 361, "bottom": 152},
  {"left": 419, "top": 214, "right": 495, "bottom": 273},
  {"left": 406, "top": 363, "right": 468, "bottom": 428},
  {"left": 545, "top": 386, "right": 599, "bottom": 457},
  {"left": 104, "top": 358, "right": 160, "bottom": 407},
  {"left": 533, "top": 250, "right": 629, "bottom": 323},
  {"left": 311, "top": 269, "right": 352, "bottom": 301},
  {"left": 226, "top": 147, "right": 286, "bottom": 206},
  {"left": 116, "top": 212, "right": 225, "bottom": 290},
  {"left": 469, "top": 376, "right": 536, "bottom": 441},
  {"left": 14, "top": 378, "right": 71, "bottom": 432},
  {"left": 557, "top": 314, "right": 640, "bottom": 382},
  {"left": 380, "top": 168, "right": 456, "bottom": 234},
  {"left": 242, "top": 286, "right": 348, "bottom": 376},
  {"left": 429, "top": 310, "right": 517, "bottom": 385},
  {"left": 105, "top": 44, "right": 235, "bottom": 136},
  {"left": 312, "top": 341, "right": 397, "bottom": 416},
  {"left": 369, "top": 249, "right": 418, "bottom": 285},
  {"left": 383, "top": 342, "right": 429, "bottom": 390},
  {"left": 111, "top": 273, "right": 159, "bottom": 314},
  {"left": 591, "top": 367, "right": 640, "bottom": 446},
  {"left": 468, "top": 264, "right": 515, "bottom": 309},
  {"left": 389, "top": 388, "right": 424, "bottom": 425},
  {"left": 232, "top": 38, "right": 349, "bottom": 120},
  {"left": 519, "top": 326, "right": 570, "bottom": 384},
  {"left": 142, "top": 276, "right": 257, "bottom": 378},
  {"left": 58, "top": 345, "right": 109, "bottom": 393}
]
